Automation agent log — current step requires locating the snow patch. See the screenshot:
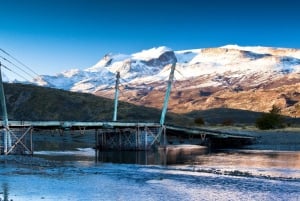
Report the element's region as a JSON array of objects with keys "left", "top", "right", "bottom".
[{"left": 132, "top": 46, "right": 172, "bottom": 61}]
